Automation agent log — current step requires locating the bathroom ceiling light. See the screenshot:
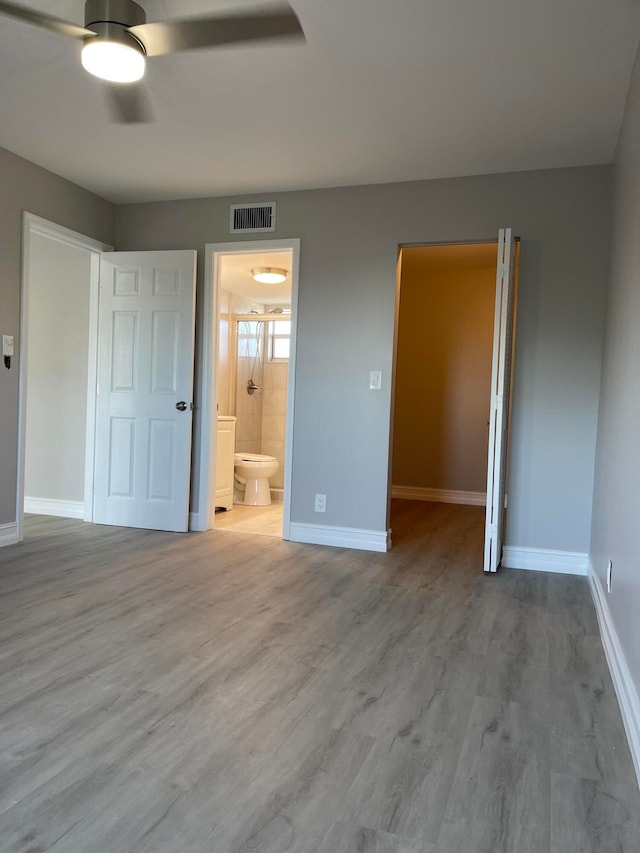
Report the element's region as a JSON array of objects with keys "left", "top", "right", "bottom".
[{"left": 252, "top": 267, "right": 288, "bottom": 285}]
